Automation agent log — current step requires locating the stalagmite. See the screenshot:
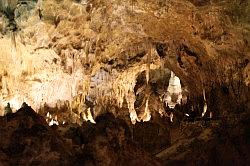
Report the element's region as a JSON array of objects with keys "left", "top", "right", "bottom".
[
  {"left": 126, "top": 91, "right": 139, "bottom": 124},
  {"left": 46, "top": 112, "right": 50, "bottom": 118},
  {"left": 164, "top": 71, "right": 182, "bottom": 109},
  {"left": 49, "top": 119, "right": 59, "bottom": 126},
  {"left": 209, "top": 112, "right": 213, "bottom": 118},
  {"left": 4, "top": 103, "right": 12, "bottom": 115},
  {"left": 141, "top": 99, "right": 151, "bottom": 122},
  {"left": 170, "top": 112, "right": 173, "bottom": 122},
  {"left": 202, "top": 89, "right": 207, "bottom": 117},
  {"left": 85, "top": 107, "right": 96, "bottom": 124}
]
